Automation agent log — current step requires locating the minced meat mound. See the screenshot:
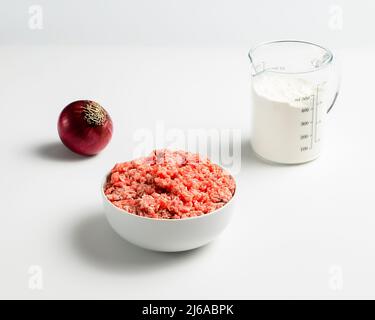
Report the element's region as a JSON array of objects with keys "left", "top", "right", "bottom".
[{"left": 104, "top": 150, "right": 236, "bottom": 219}]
